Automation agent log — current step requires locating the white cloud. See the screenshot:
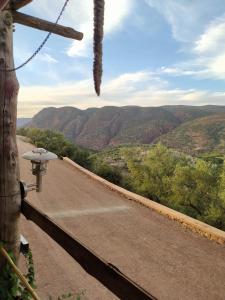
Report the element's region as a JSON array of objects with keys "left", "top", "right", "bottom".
[
  {"left": 159, "top": 66, "right": 200, "bottom": 76},
  {"left": 152, "top": 13, "right": 225, "bottom": 81},
  {"left": 27, "top": 0, "right": 134, "bottom": 57},
  {"left": 198, "top": 54, "right": 225, "bottom": 80},
  {"left": 143, "top": 2, "right": 225, "bottom": 81},
  {"left": 38, "top": 53, "right": 58, "bottom": 64},
  {"left": 68, "top": 0, "right": 134, "bottom": 57},
  {"left": 145, "top": 0, "right": 219, "bottom": 42},
  {"left": 191, "top": 16, "right": 225, "bottom": 79},
  {"left": 159, "top": 59, "right": 225, "bottom": 81},
  {"left": 18, "top": 71, "right": 225, "bottom": 117},
  {"left": 103, "top": 71, "right": 167, "bottom": 95},
  {"left": 194, "top": 16, "right": 225, "bottom": 54}
]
